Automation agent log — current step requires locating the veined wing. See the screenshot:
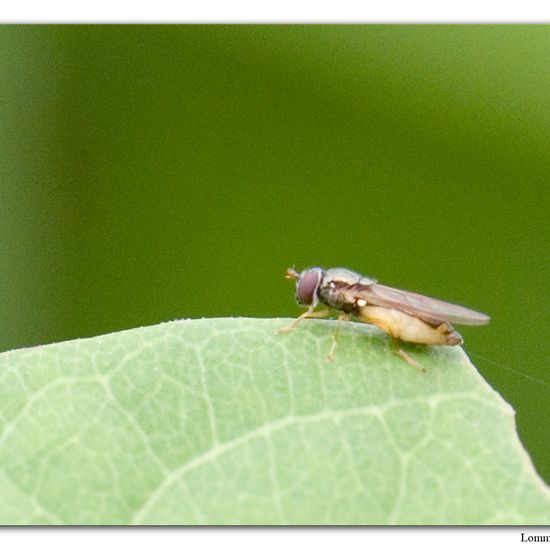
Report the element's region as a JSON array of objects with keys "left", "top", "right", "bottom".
[{"left": 359, "top": 283, "right": 490, "bottom": 326}]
